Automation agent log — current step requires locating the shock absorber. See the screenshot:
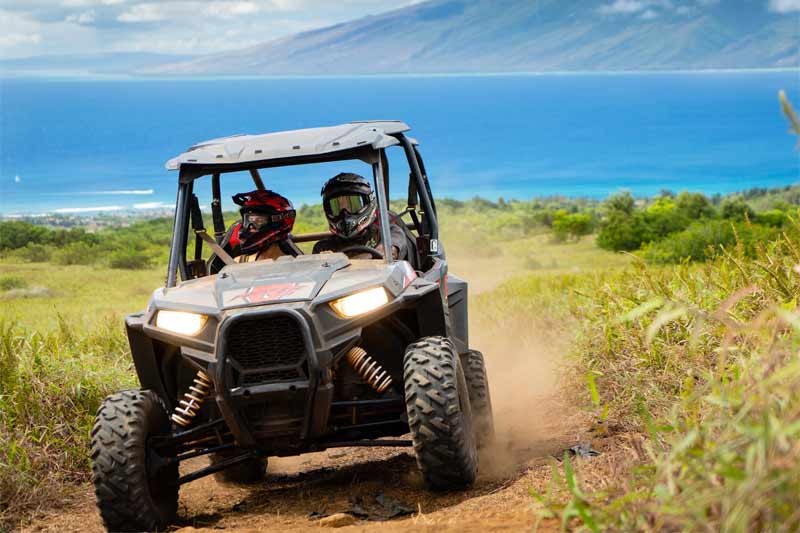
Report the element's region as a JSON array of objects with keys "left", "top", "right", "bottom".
[
  {"left": 171, "top": 370, "right": 213, "bottom": 427},
  {"left": 346, "top": 346, "right": 393, "bottom": 394}
]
